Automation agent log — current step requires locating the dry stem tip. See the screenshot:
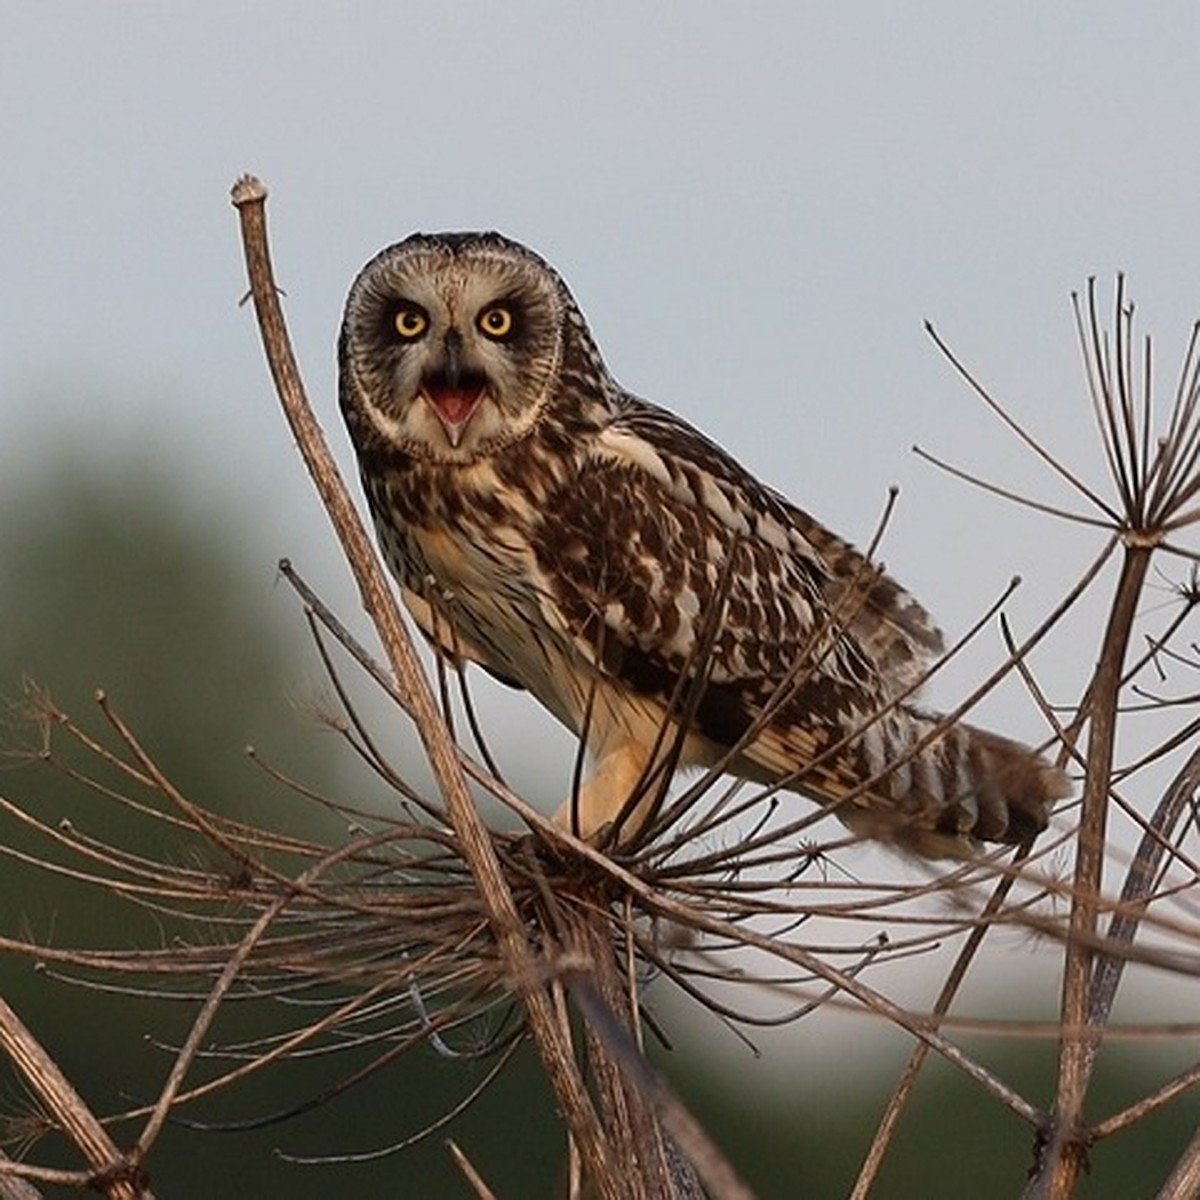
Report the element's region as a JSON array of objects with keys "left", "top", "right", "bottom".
[{"left": 230, "top": 174, "right": 267, "bottom": 206}]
